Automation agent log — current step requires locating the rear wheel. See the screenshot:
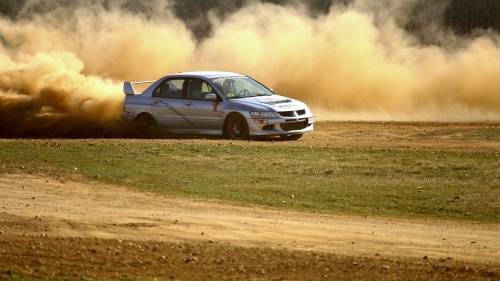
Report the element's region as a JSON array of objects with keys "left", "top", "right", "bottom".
[
  {"left": 134, "top": 113, "right": 158, "bottom": 137},
  {"left": 280, "top": 134, "right": 303, "bottom": 141},
  {"left": 224, "top": 114, "right": 249, "bottom": 140}
]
